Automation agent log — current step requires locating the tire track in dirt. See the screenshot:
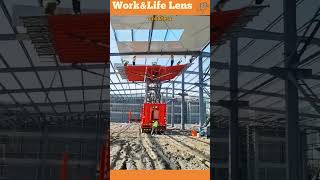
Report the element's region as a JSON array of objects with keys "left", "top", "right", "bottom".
[
  {"left": 112, "top": 124, "right": 131, "bottom": 138},
  {"left": 141, "top": 133, "right": 178, "bottom": 169},
  {"left": 155, "top": 136, "right": 207, "bottom": 169},
  {"left": 137, "top": 129, "right": 155, "bottom": 169},
  {"left": 110, "top": 140, "right": 125, "bottom": 169},
  {"left": 164, "top": 135, "right": 210, "bottom": 168},
  {"left": 111, "top": 123, "right": 210, "bottom": 170},
  {"left": 170, "top": 136, "right": 210, "bottom": 156},
  {"left": 147, "top": 135, "right": 181, "bottom": 170}
]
